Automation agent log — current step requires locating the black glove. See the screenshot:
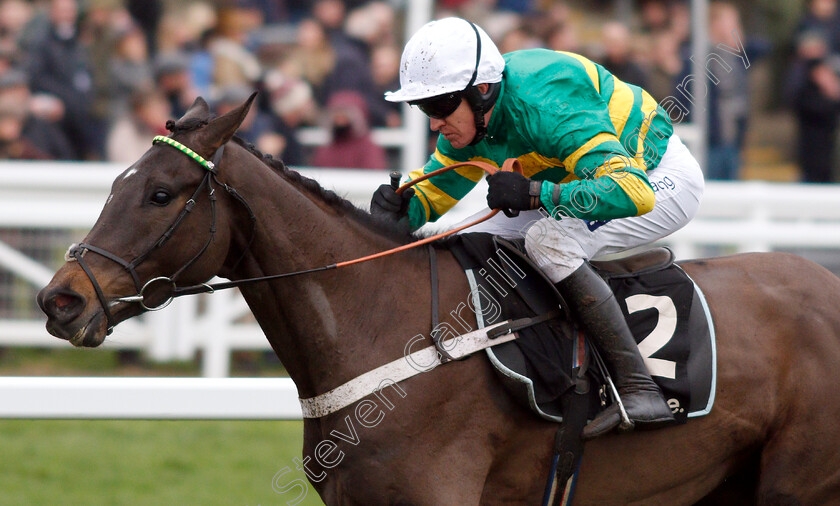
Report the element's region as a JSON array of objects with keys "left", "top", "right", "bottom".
[
  {"left": 370, "top": 184, "right": 415, "bottom": 221},
  {"left": 486, "top": 171, "right": 542, "bottom": 212}
]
